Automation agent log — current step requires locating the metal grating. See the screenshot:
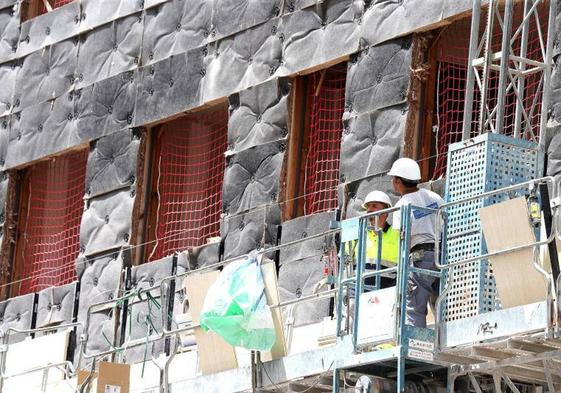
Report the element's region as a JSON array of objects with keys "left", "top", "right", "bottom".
[{"left": 443, "top": 133, "right": 542, "bottom": 321}]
